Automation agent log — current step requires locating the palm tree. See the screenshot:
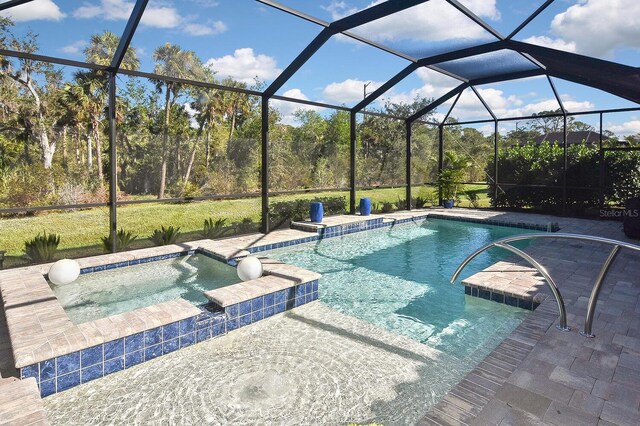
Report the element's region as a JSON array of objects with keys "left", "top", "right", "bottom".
[
  {"left": 153, "top": 43, "right": 205, "bottom": 199},
  {"left": 74, "top": 31, "right": 139, "bottom": 182},
  {"left": 182, "top": 87, "right": 223, "bottom": 191}
]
